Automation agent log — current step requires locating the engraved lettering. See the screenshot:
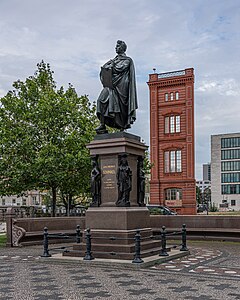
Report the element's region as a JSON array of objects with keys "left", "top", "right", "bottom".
[{"left": 103, "top": 170, "right": 116, "bottom": 175}]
